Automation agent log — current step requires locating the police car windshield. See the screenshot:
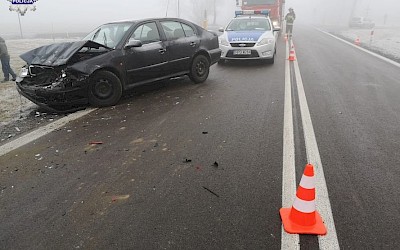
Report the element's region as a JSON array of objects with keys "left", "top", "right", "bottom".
[
  {"left": 83, "top": 23, "right": 133, "bottom": 49},
  {"left": 226, "top": 18, "right": 271, "bottom": 31}
]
